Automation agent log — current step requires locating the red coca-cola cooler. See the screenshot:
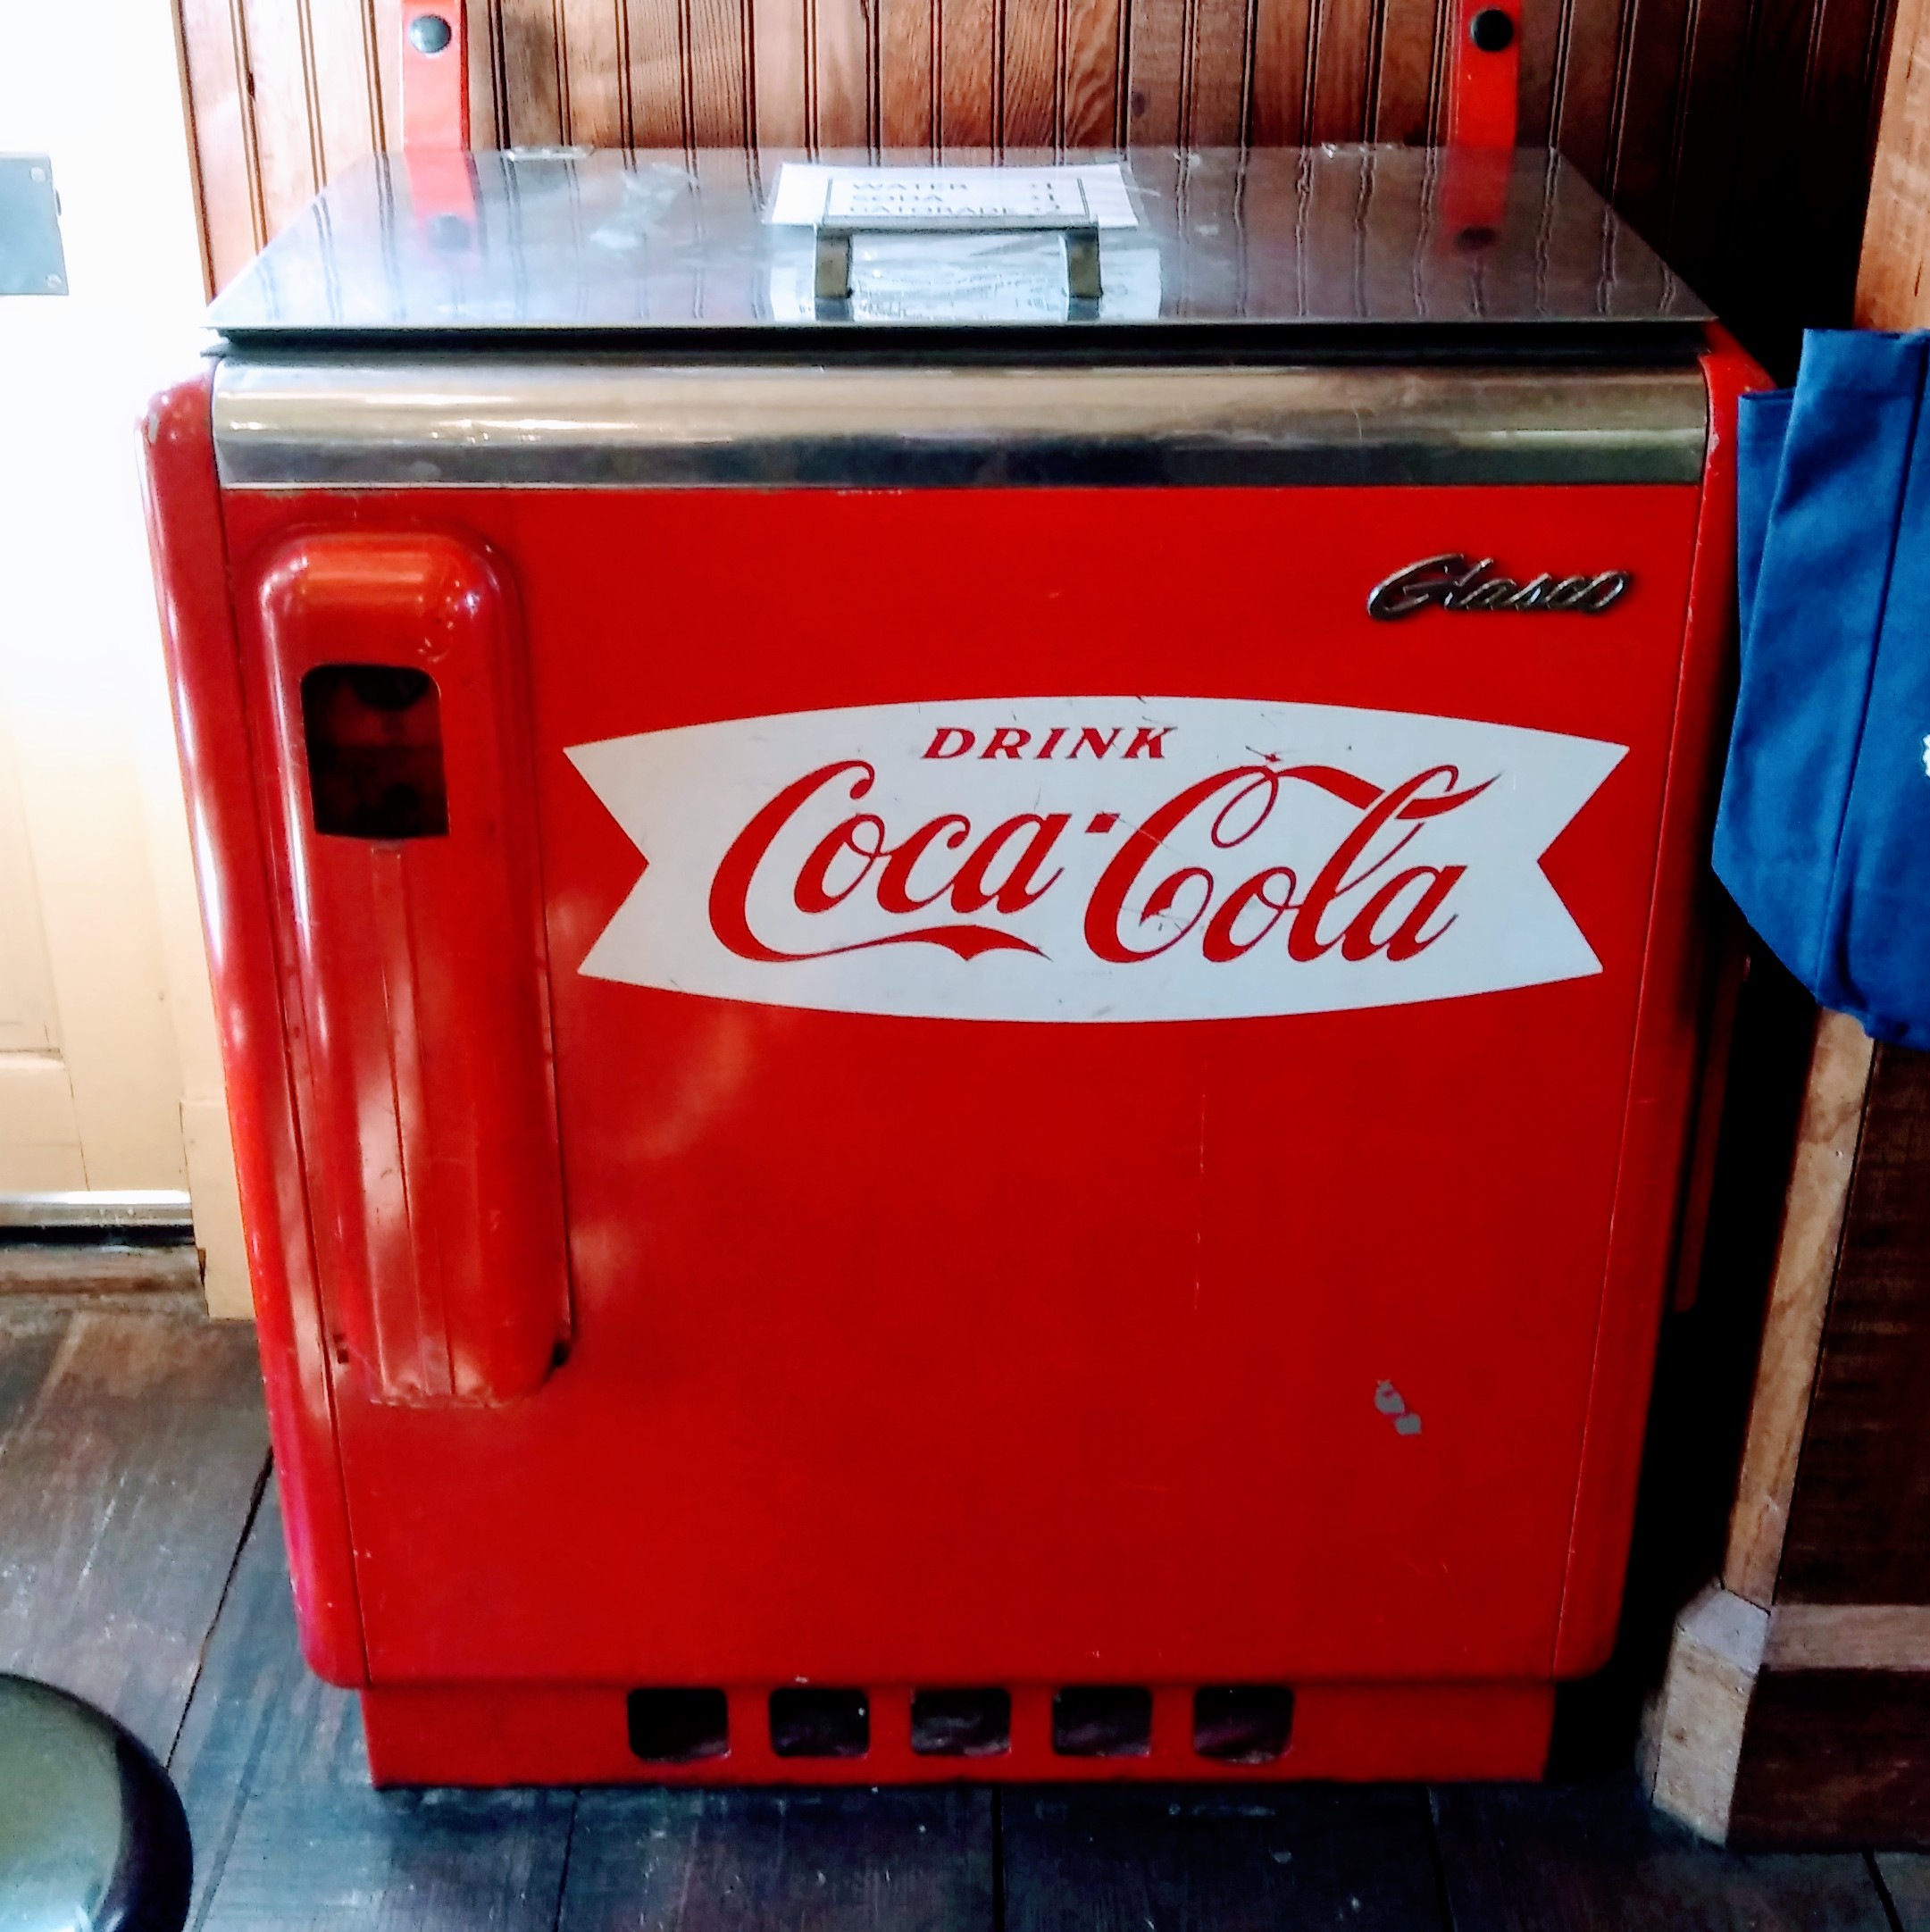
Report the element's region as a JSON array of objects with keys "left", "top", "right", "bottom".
[{"left": 143, "top": 85, "right": 1758, "bottom": 1782}]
